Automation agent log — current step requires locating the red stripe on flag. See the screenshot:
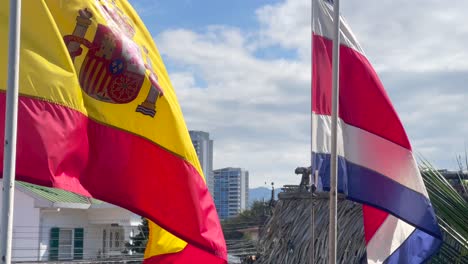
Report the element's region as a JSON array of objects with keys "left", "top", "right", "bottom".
[
  {"left": 362, "top": 205, "right": 389, "bottom": 244},
  {"left": 0, "top": 94, "right": 227, "bottom": 262},
  {"left": 312, "top": 34, "right": 411, "bottom": 150}
]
